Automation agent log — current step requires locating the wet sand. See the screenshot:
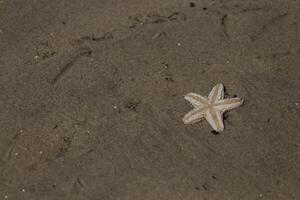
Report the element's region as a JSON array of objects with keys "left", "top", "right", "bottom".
[{"left": 0, "top": 0, "right": 300, "bottom": 199}]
